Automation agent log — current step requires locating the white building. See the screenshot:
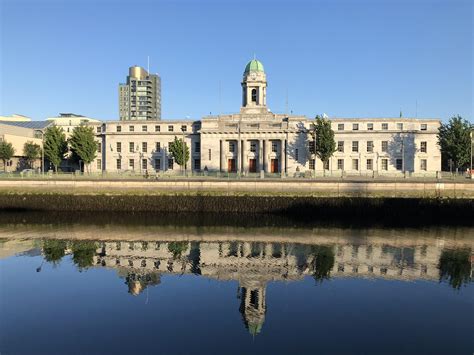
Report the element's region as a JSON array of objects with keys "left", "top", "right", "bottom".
[{"left": 88, "top": 59, "right": 442, "bottom": 176}]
